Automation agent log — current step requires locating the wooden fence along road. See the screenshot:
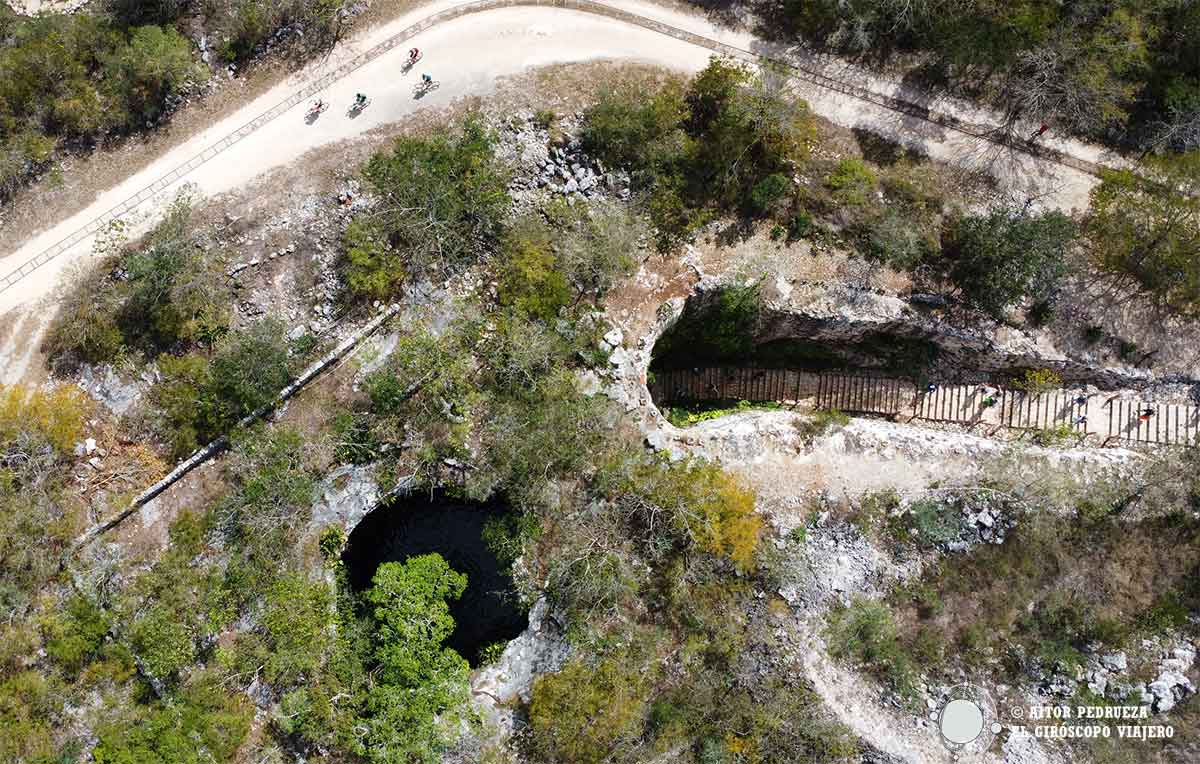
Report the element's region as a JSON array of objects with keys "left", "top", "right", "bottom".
[{"left": 649, "top": 367, "right": 1200, "bottom": 447}]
